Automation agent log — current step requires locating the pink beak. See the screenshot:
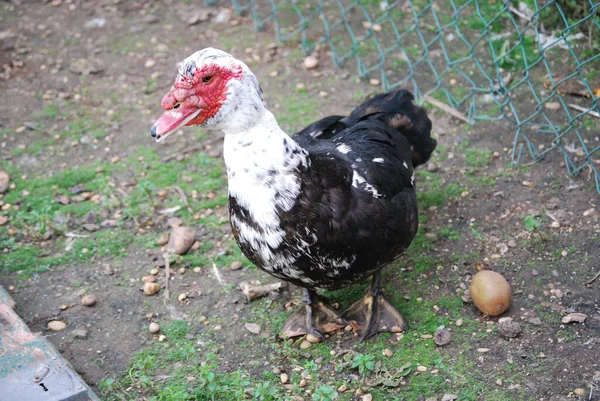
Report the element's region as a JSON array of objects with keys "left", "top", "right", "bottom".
[{"left": 150, "top": 105, "right": 200, "bottom": 143}]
